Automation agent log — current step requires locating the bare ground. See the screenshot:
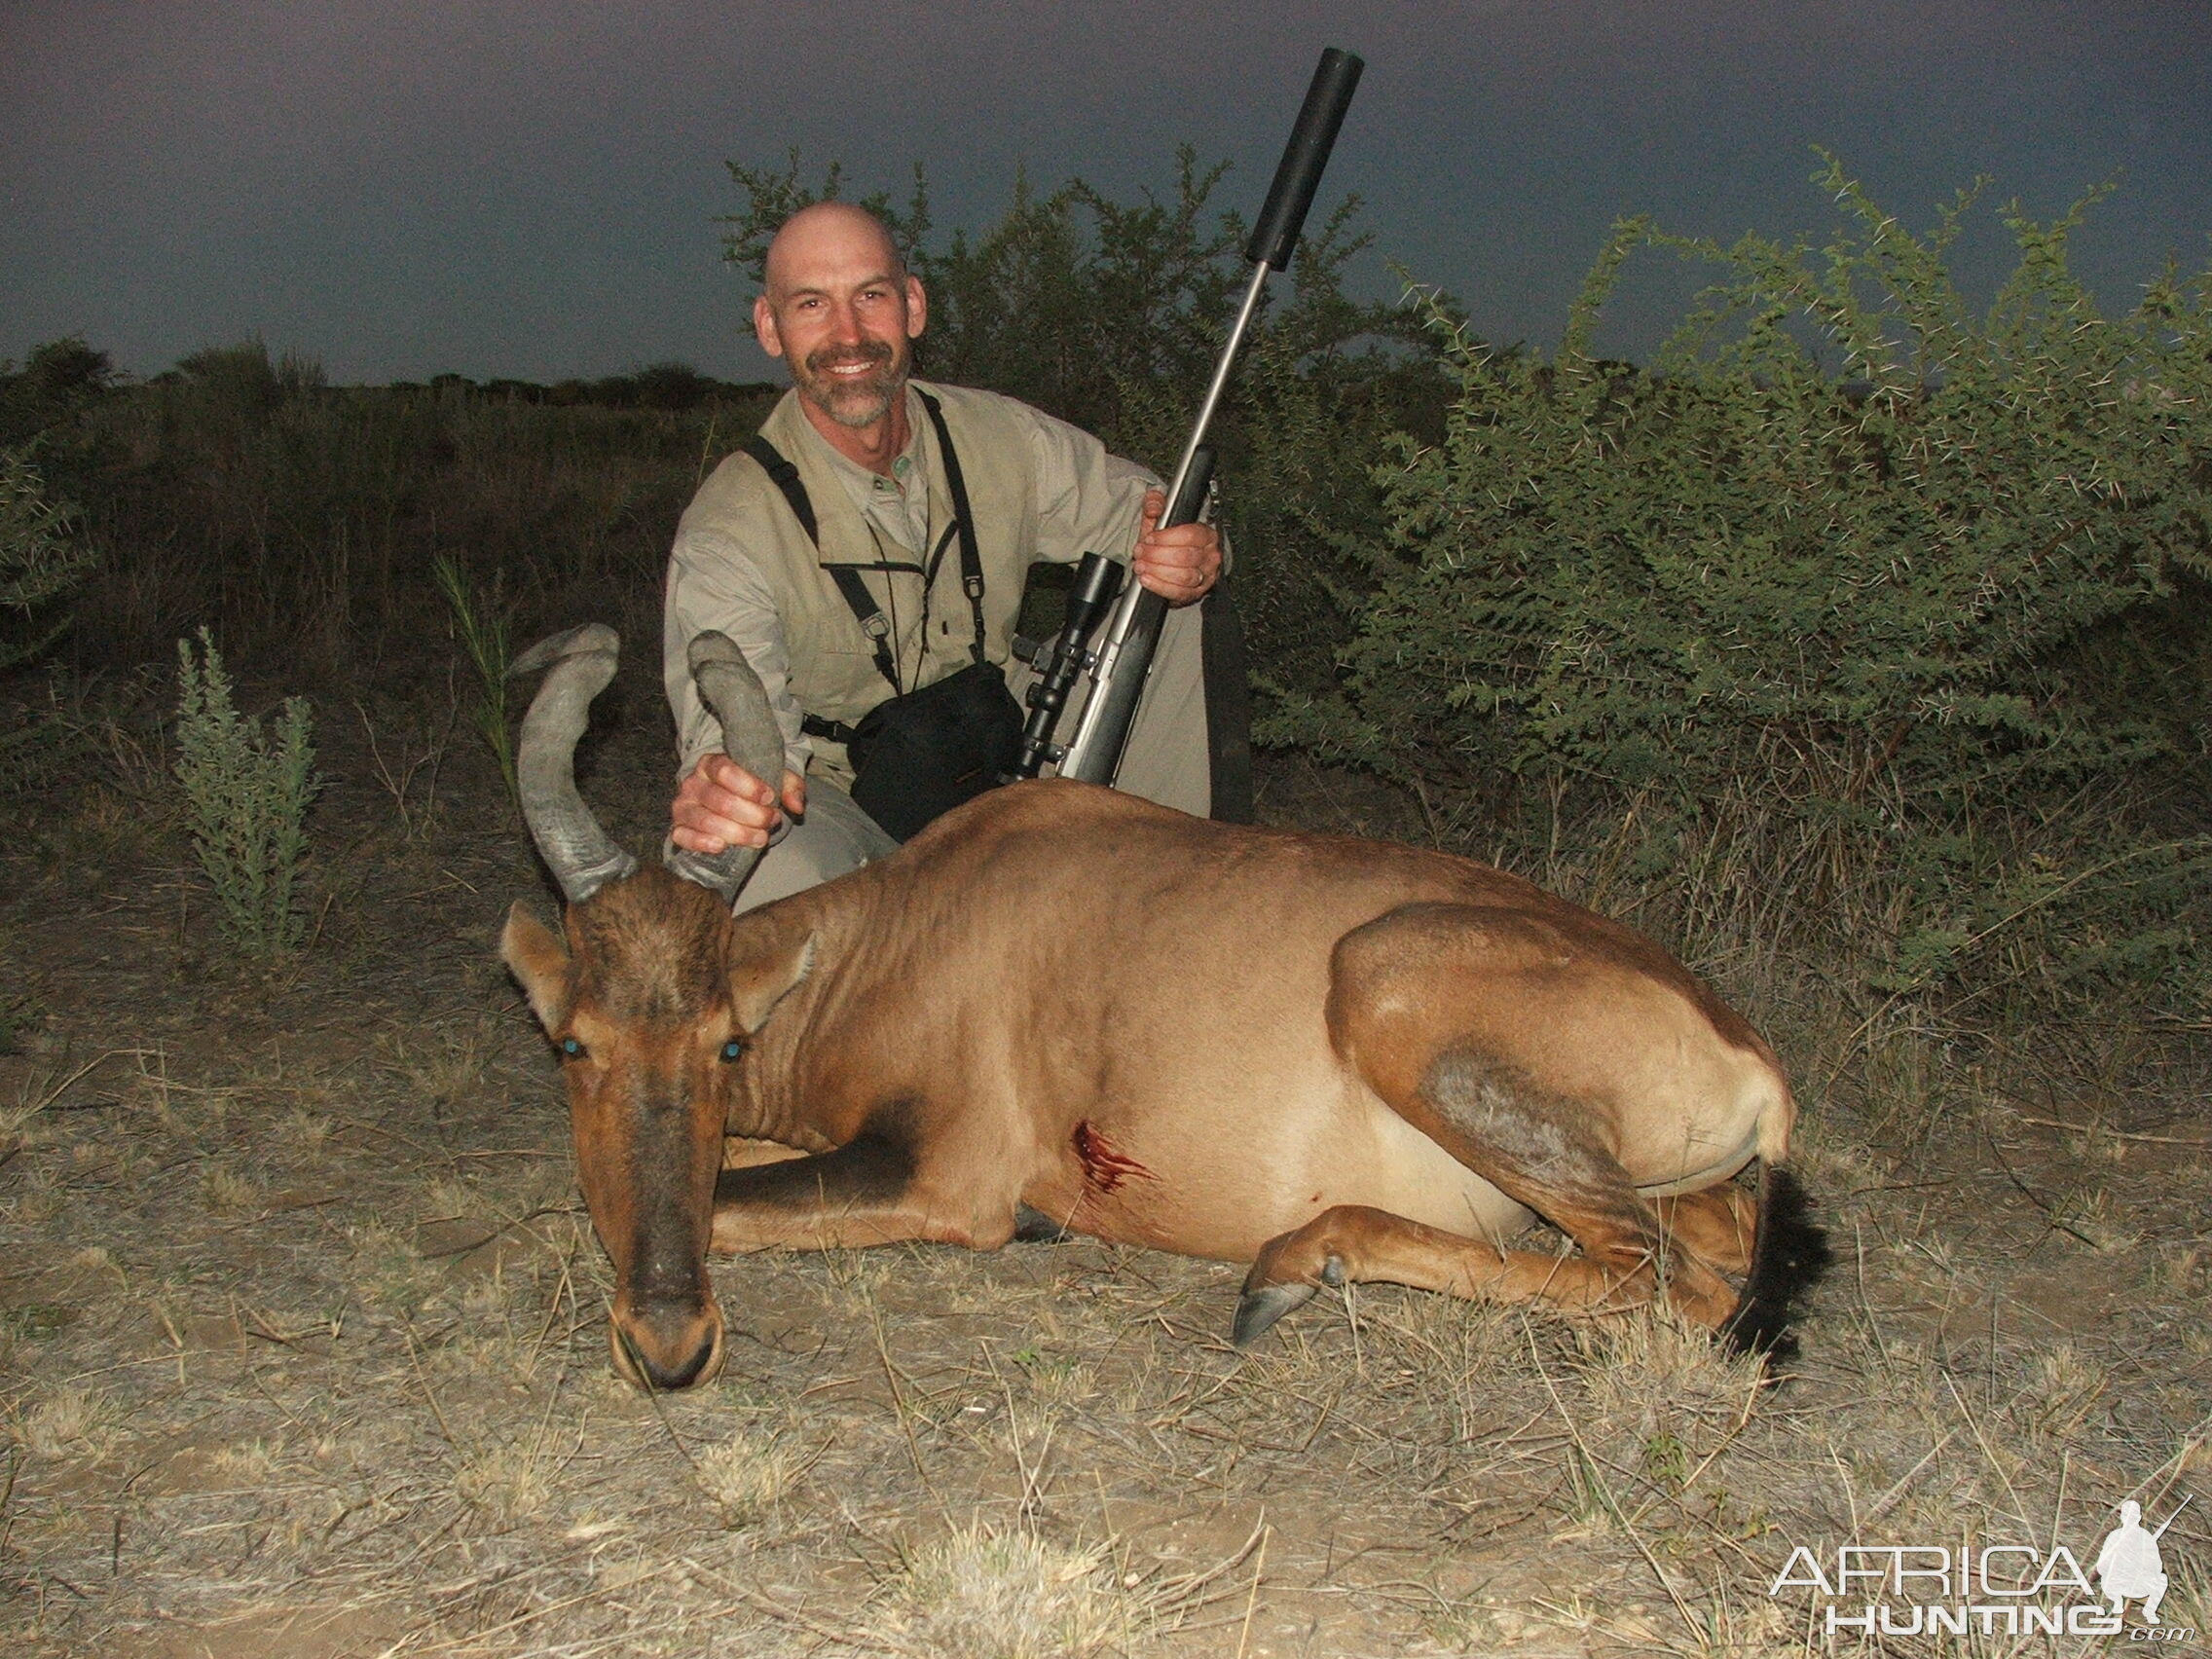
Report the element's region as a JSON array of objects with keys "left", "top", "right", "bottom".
[{"left": 1, "top": 653, "right": 2206, "bottom": 1658}]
